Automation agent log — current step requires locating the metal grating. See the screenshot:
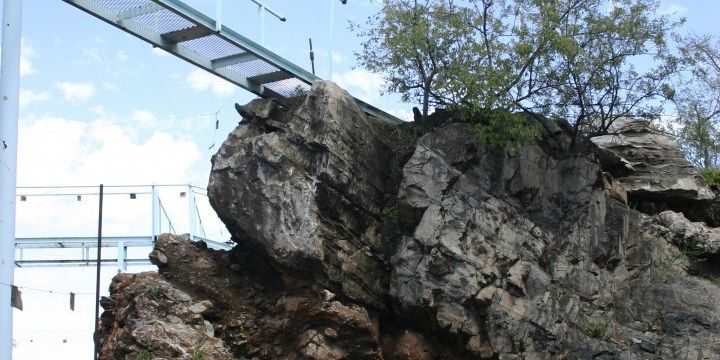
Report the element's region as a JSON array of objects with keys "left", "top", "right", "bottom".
[
  {"left": 264, "top": 78, "right": 311, "bottom": 97},
  {"left": 62, "top": 0, "right": 403, "bottom": 124},
  {"left": 182, "top": 36, "right": 244, "bottom": 59},
  {"left": 98, "top": 0, "right": 148, "bottom": 12},
  {"left": 131, "top": 9, "right": 195, "bottom": 34}
]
